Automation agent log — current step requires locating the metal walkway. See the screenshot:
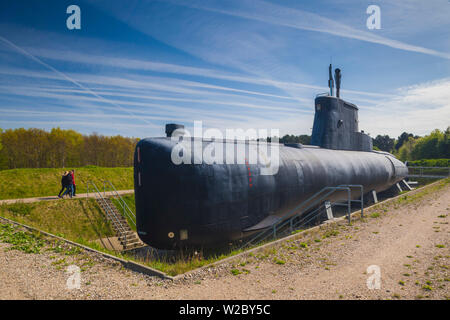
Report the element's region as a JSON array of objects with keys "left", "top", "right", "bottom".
[{"left": 241, "top": 184, "right": 363, "bottom": 250}]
